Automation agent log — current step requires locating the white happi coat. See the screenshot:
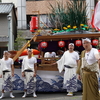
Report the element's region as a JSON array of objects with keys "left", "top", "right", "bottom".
[{"left": 57, "top": 50, "right": 79, "bottom": 92}]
